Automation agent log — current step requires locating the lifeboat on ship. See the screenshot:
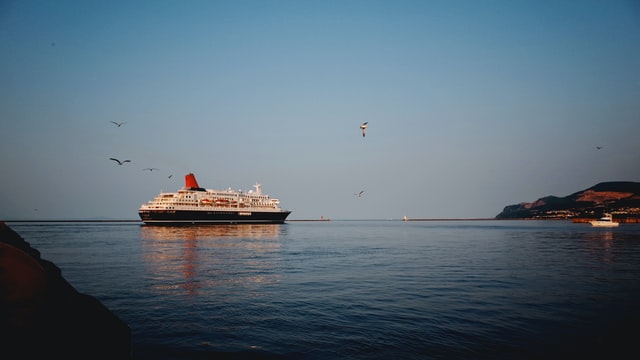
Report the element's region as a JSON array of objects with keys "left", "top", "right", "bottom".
[{"left": 200, "top": 199, "right": 213, "bottom": 206}]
